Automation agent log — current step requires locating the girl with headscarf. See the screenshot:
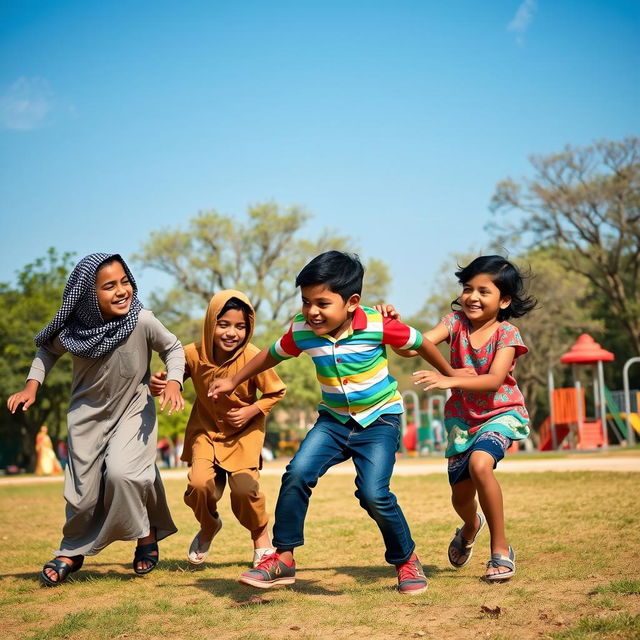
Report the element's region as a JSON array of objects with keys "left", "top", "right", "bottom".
[
  {"left": 150, "top": 290, "right": 285, "bottom": 567},
  {"left": 7, "top": 253, "right": 185, "bottom": 586}
]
